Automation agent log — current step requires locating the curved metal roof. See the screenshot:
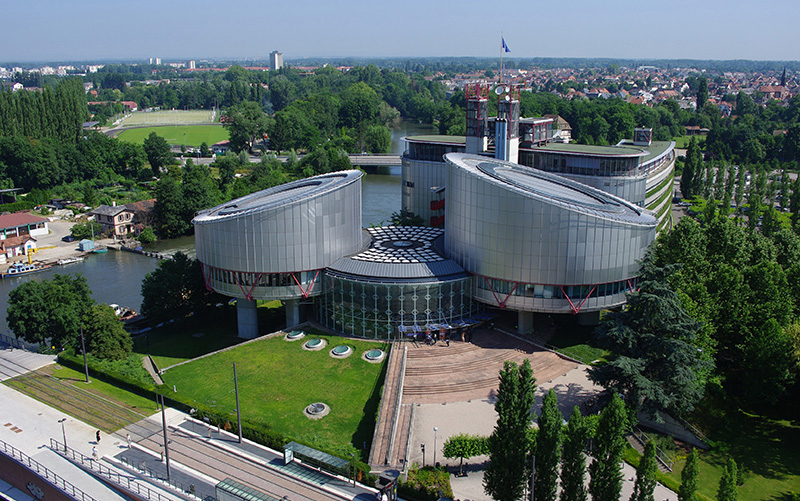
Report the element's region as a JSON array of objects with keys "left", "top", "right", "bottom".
[
  {"left": 193, "top": 170, "right": 362, "bottom": 224},
  {"left": 445, "top": 153, "right": 657, "bottom": 226},
  {"left": 327, "top": 226, "right": 468, "bottom": 282}
]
